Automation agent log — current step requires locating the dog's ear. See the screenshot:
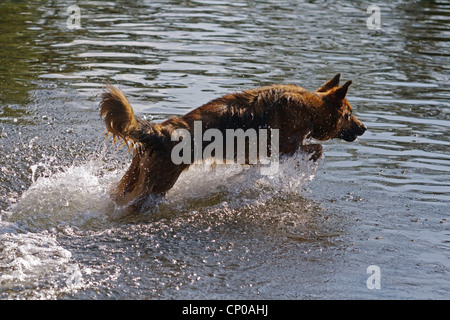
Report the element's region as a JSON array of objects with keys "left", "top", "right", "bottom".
[
  {"left": 316, "top": 73, "right": 340, "bottom": 92},
  {"left": 333, "top": 80, "right": 352, "bottom": 100}
]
